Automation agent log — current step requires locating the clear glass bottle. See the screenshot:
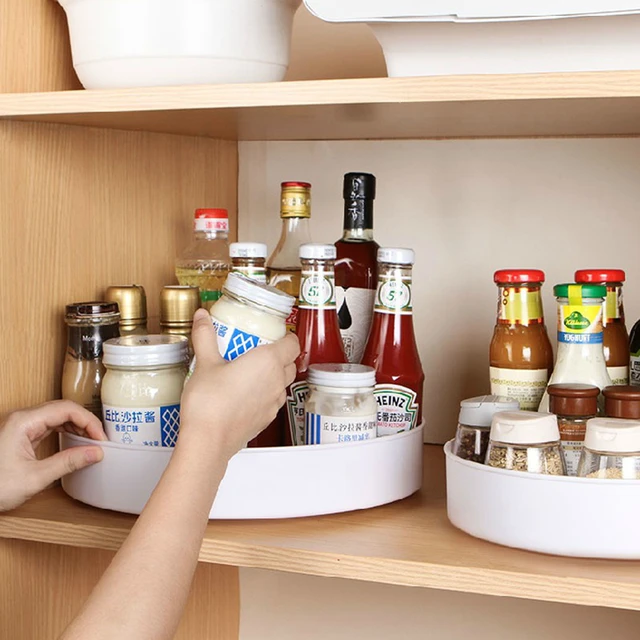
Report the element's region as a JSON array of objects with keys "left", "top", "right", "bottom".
[
  {"left": 578, "top": 418, "right": 640, "bottom": 479},
  {"left": 105, "top": 285, "right": 148, "bottom": 336},
  {"left": 160, "top": 285, "right": 201, "bottom": 357},
  {"left": 175, "top": 208, "right": 230, "bottom": 311},
  {"left": 547, "top": 383, "right": 599, "bottom": 476},
  {"left": 267, "top": 182, "right": 313, "bottom": 332},
  {"left": 486, "top": 411, "right": 566, "bottom": 475},
  {"left": 452, "top": 395, "right": 519, "bottom": 463},
  {"left": 539, "top": 283, "right": 612, "bottom": 411},
  {"left": 230, "top": 242, "right": 268, "bottom": 284}
]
